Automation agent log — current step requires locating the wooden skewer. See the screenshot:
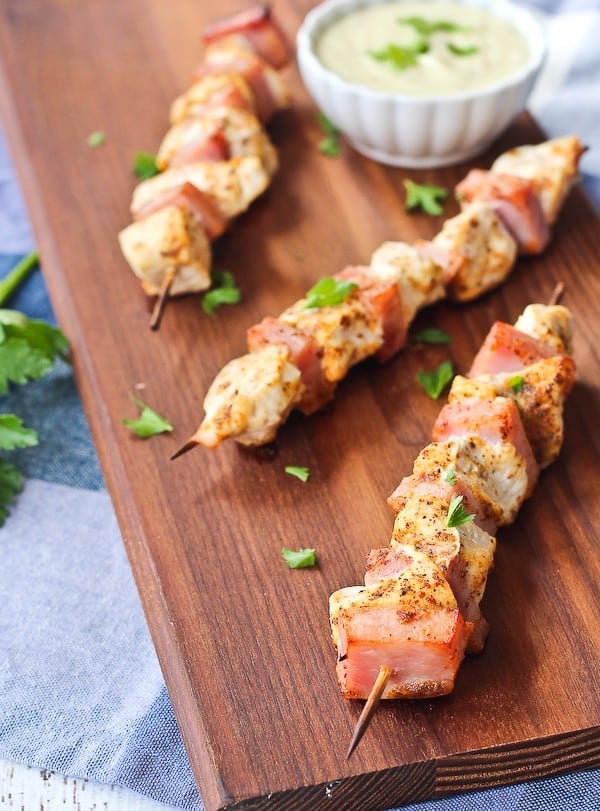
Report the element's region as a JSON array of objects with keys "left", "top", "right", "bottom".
[
  {"left": 548, "top": 281, "right": 565, "bottom": 306},
  {"left": 170, "top": 437, "right": 201, "bottom": 461},
  {"left": 346, "top": 665, "right": 393, "bottom": 760},
  {"left": 149, "top": 266, "right": 177, "bottom": 331}
]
